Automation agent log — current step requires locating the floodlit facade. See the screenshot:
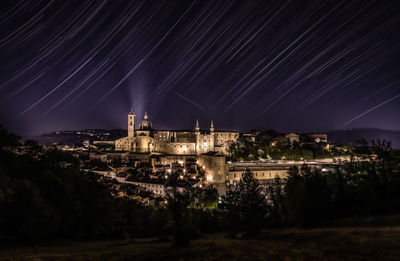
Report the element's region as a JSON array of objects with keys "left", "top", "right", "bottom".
[{"left": 115, "top": 109, "right": 239, "bottom": 155}]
